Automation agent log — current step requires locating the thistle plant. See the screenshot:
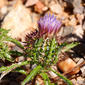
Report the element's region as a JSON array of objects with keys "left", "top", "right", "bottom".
[
  {"left": 0, "top": 14, "right": 79, "bottom": 85},
  {"left": 22, "top": 14, "right": 78, "bottom": 85}
]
